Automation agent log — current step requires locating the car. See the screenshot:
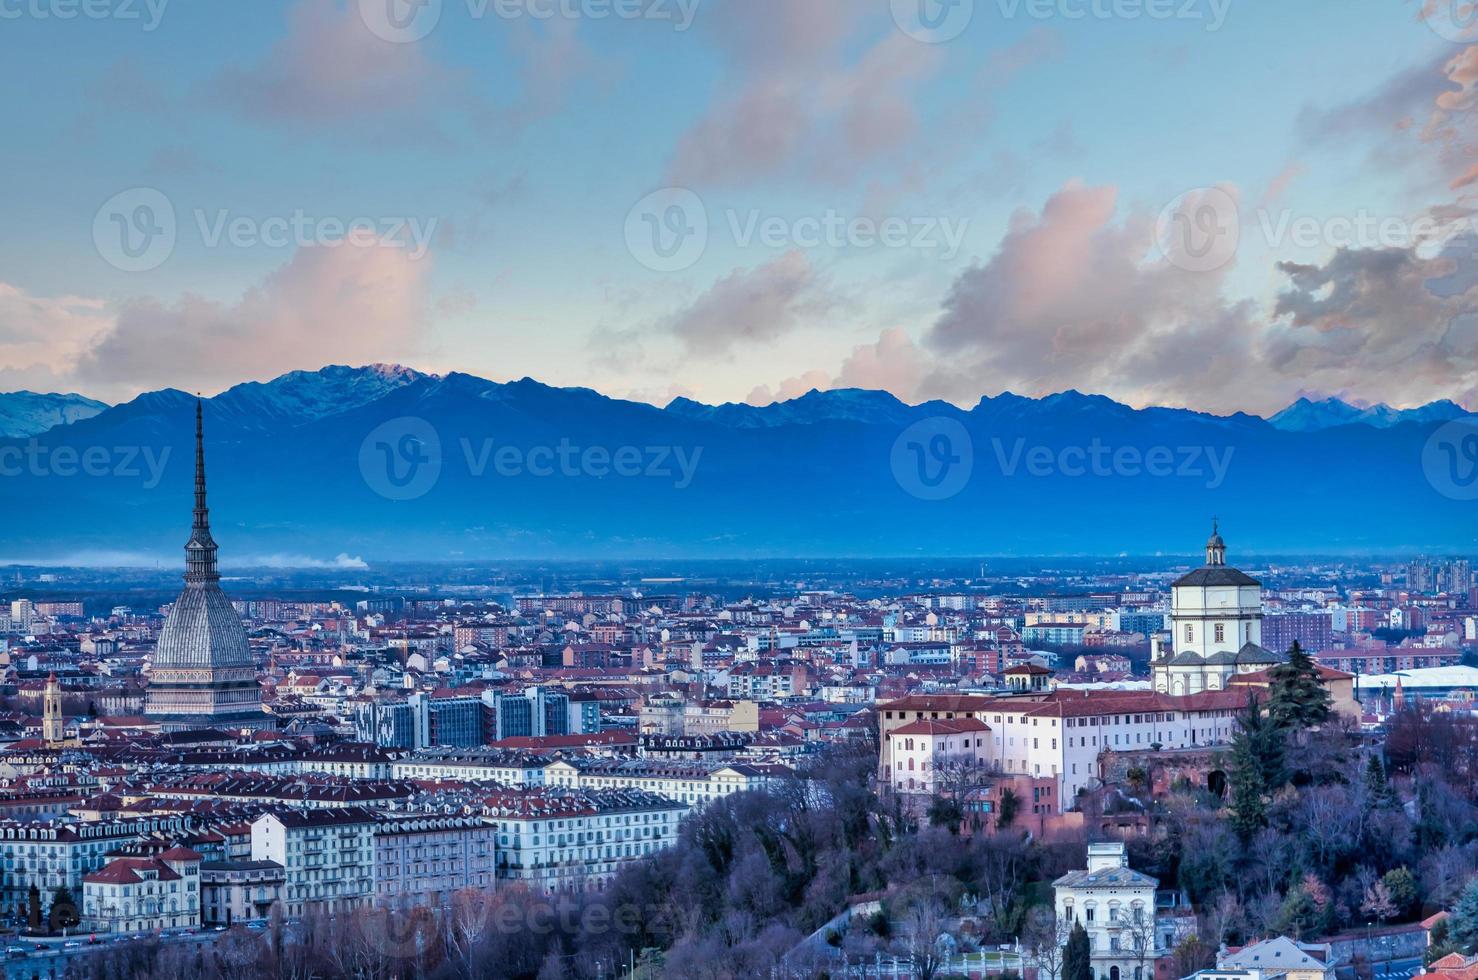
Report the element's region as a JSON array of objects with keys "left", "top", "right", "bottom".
[
  {"left": 212, "top": 926, "right": 226, "bottom": 932},
  {"left": 63, "top": 941, "right": 80, "bottom": 949},
  {"left": 5, "top": 946, "right": 28, "bottom": 958},
  {"left": 33, "top": 943, "right": 45, "bottom": 950},
  {"left": 245, "top": 921, "right": 267, "bottom": 930}
]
